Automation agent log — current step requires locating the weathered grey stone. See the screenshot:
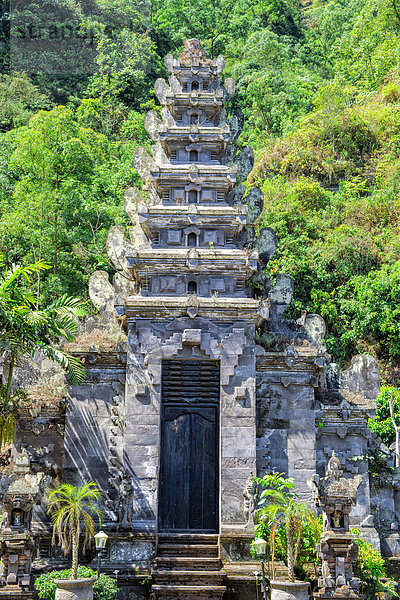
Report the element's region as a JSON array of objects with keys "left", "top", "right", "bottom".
[
  {"left": 253, "top": 227, "right": 277, "bottom": 265},
  {"left": 144, "top": 110, "right": 162, "bottom": 140},
  {"left": 113, "top": 272, "right": 136, "bottom": 303},
  {"left": 235, "top": 146, "right": 254, "bottom": 181},
  {"left": 154, "top": 77, "right": 167, "bottom": 103},
  {"left": 223, "top": 77, "right": 235, "bottom": 98},
  {"left": 303, "top": 314, "right": 326, "bottom": 346},
  {"left": 106, "top": 226, "right": 132, "bottom": 271},
  {"left": 339, "top": 354, "right": 380, "bottom": 405},
  {"left": 89, "top": 271, "right": 115, "bottom": 316},
  {"left": 216, "top": 54, "right": 226, "bottom": 73},
  {"left": 228, "top": 110, "right": 244, "bottom": 141},
  {"left": 269, "top": 274, "right": 294, "bottom": 305},
  {"left": 244, "top": 187, "right": 264, "bottom": 224},
  {"left": 271, "top": 581, "right": 309, "bottom": 600},
  {"left": 133, "top": 146, "right": 155, "bottom": 180}
]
